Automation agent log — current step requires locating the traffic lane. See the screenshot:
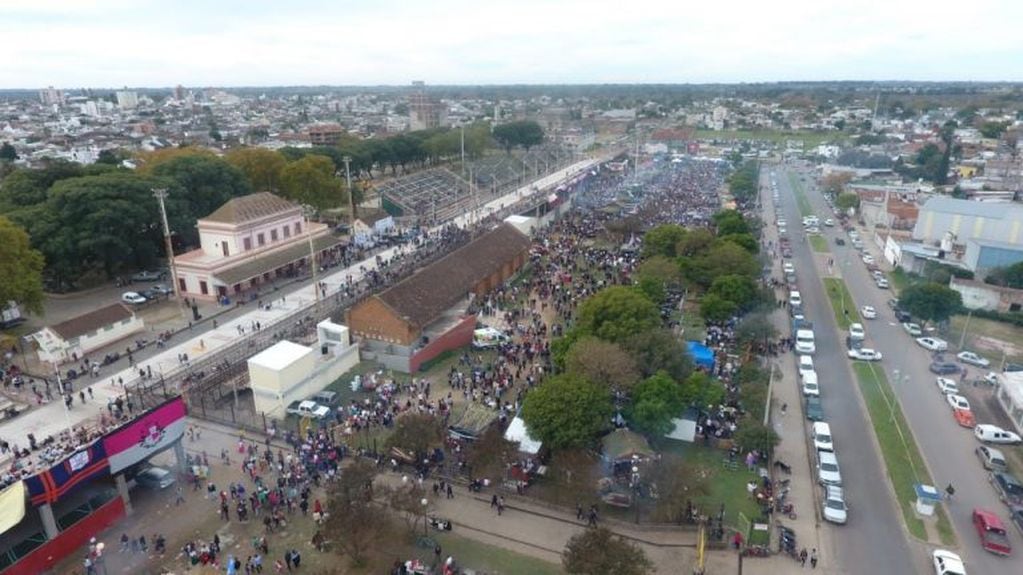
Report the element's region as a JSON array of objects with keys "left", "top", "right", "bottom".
[
  {"left": 773, "top": 168, "right": 919, "bottom": 575},
  {"left": 802, "top": 178, "right": 1022, "bottom": 574}
]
